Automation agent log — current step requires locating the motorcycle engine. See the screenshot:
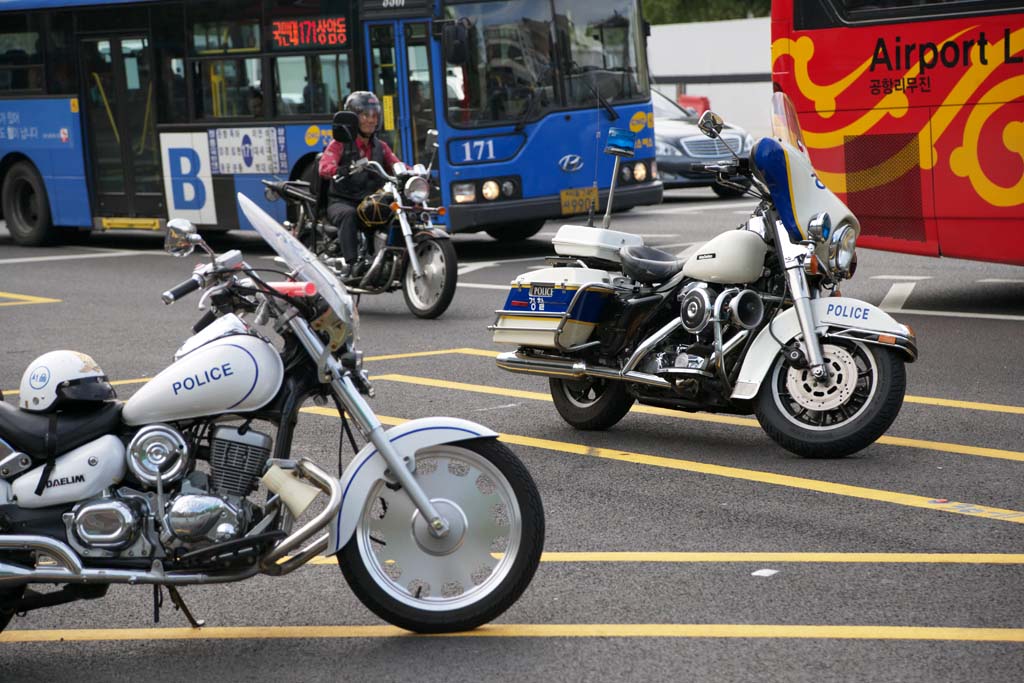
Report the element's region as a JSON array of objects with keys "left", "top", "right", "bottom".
[{"left": 160, "top": 425, "right": 271, "bottom": 551}]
